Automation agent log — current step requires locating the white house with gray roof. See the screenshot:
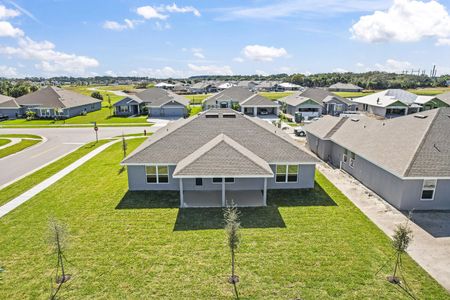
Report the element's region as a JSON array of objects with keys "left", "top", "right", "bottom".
[
  {"left": 114, "top": 88, "right": 189, "bottom": 117},
  {"left": 122, "top": 109, "right": 318, "bottom": 207},
  {"left": 328, "top": 82, "right": 363, "bottom": 92},
  {"left": 353, "top": 89, "right": 448, "bottom": 118},
  {"left": 202, "top": 86, "right": 279, "bottom": 116},
  {"left": 0, "top": 94, "right": 20, "bottom": 119},
  {"left": 305, "top": 108, "right": 450, "bottom": 210}
]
